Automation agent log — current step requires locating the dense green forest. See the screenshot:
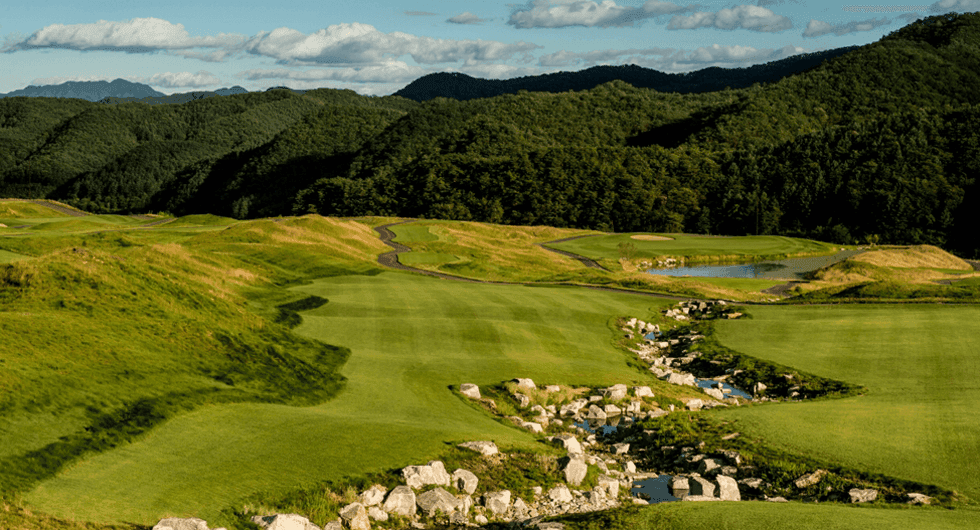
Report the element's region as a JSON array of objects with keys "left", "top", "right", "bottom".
[{"left": 0, "top": 13, "right": 977, "bottom": 257}]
